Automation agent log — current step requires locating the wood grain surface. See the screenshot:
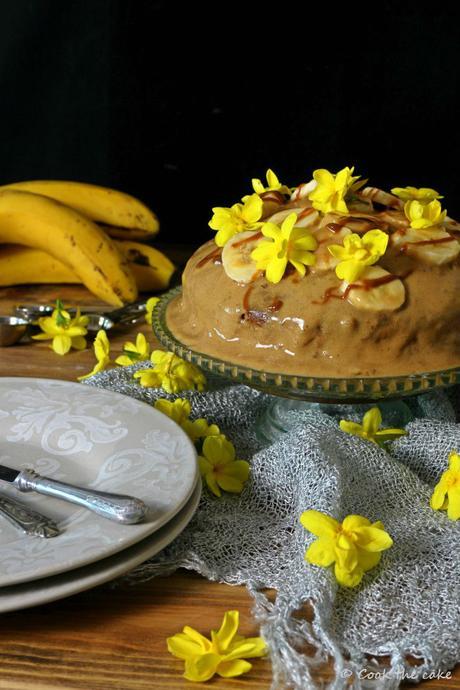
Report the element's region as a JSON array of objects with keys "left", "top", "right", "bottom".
[{"left": 0, "top": 279, "right": 458, "bottom": 690}]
